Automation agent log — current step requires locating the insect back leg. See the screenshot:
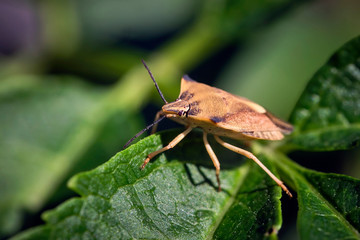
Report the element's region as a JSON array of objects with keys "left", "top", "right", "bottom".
[
  {"left": 214, "top": 135, "right": 292, "bottom": 197},
  {"left": 203, "top": 131, "right": 221, "bottom": 192},
  {"left": 141, "top": 126, "right": 194, "bottom": 169}
]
